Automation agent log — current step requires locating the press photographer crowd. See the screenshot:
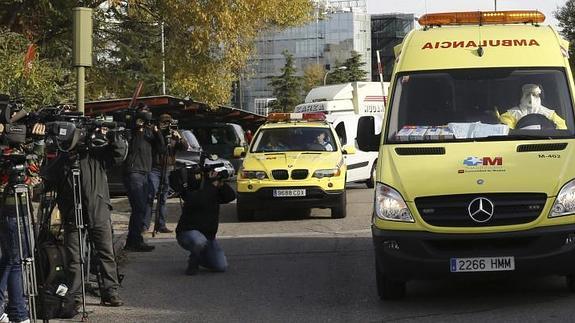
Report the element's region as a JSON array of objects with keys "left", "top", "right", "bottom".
[{"left": 0, "top": 95, "right": 235, "bottom": 322}]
